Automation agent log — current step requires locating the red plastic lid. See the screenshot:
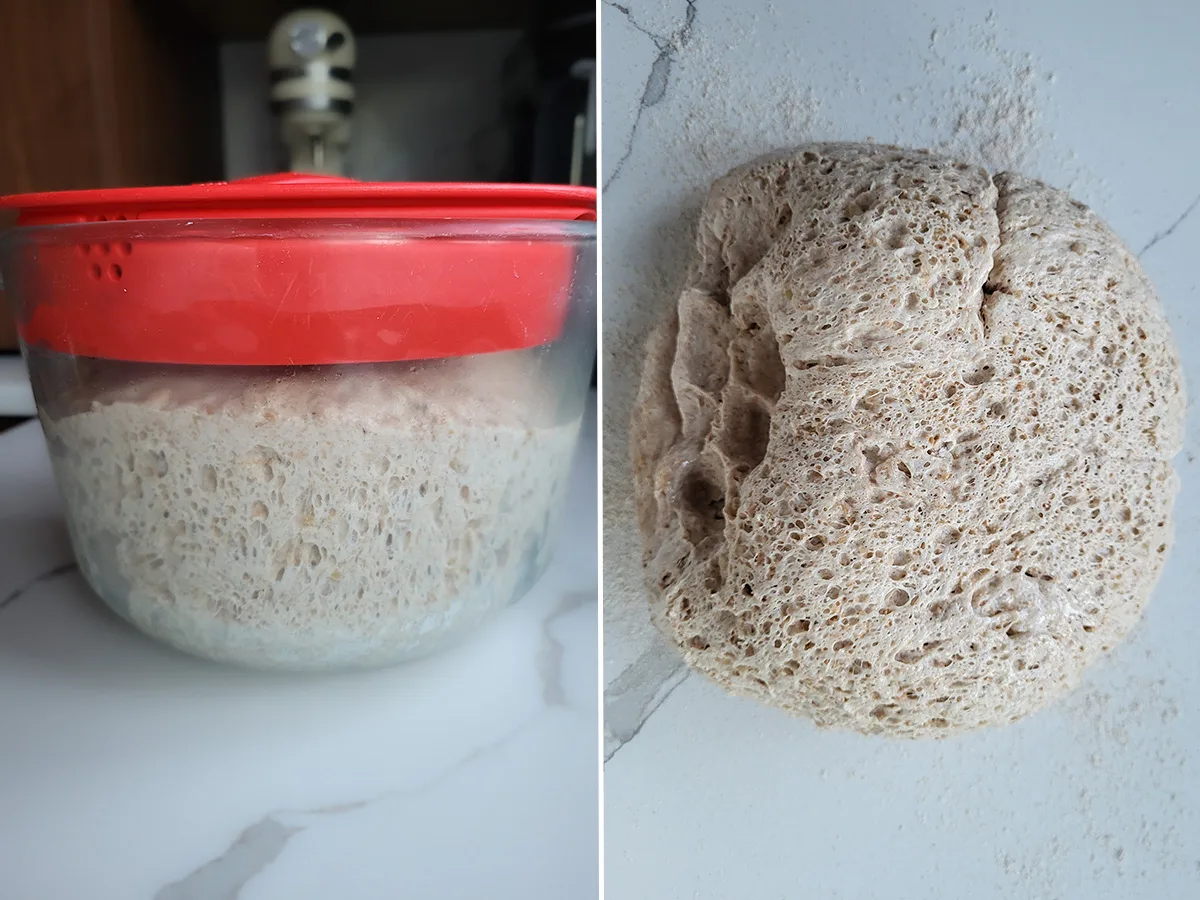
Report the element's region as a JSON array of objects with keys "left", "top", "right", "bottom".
[
  {"left": 0, "top": 173, "right": 597, "bottom": 225},
  {"left": 0, "top": 175, "right": 596, "bottom": 366}
]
